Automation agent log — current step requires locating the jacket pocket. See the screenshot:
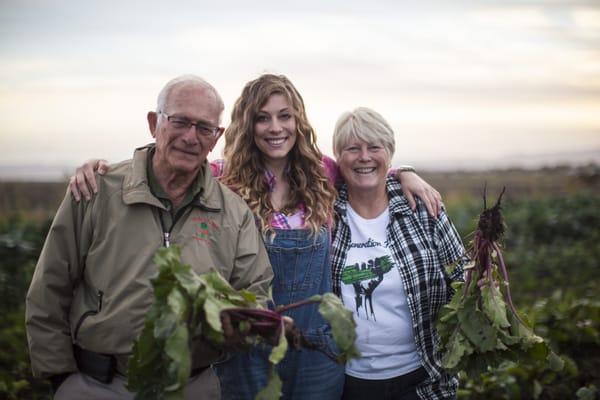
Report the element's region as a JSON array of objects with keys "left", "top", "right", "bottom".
[{"left": 73, "top": 290, "right": 103, "bottom": 341}]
